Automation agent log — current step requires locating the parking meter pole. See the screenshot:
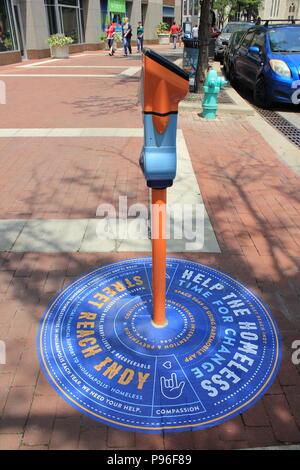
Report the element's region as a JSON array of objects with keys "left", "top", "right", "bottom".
[
  {"left": 151, "top": 188, "right": 167, "bottom": 327},
  {"left": 139, "top": 48, "right": 189, "bottom": 327}
]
